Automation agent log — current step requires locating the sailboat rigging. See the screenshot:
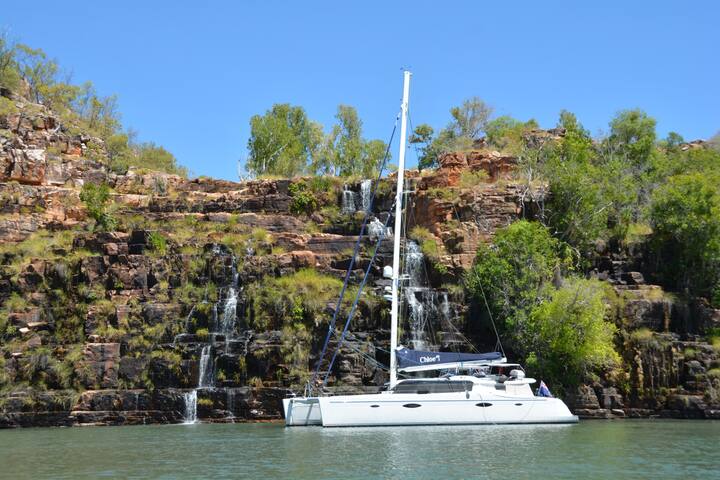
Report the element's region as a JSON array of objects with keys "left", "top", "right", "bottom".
[{"left": 283, "top": 71, "right": 578, "bottom": 427}]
